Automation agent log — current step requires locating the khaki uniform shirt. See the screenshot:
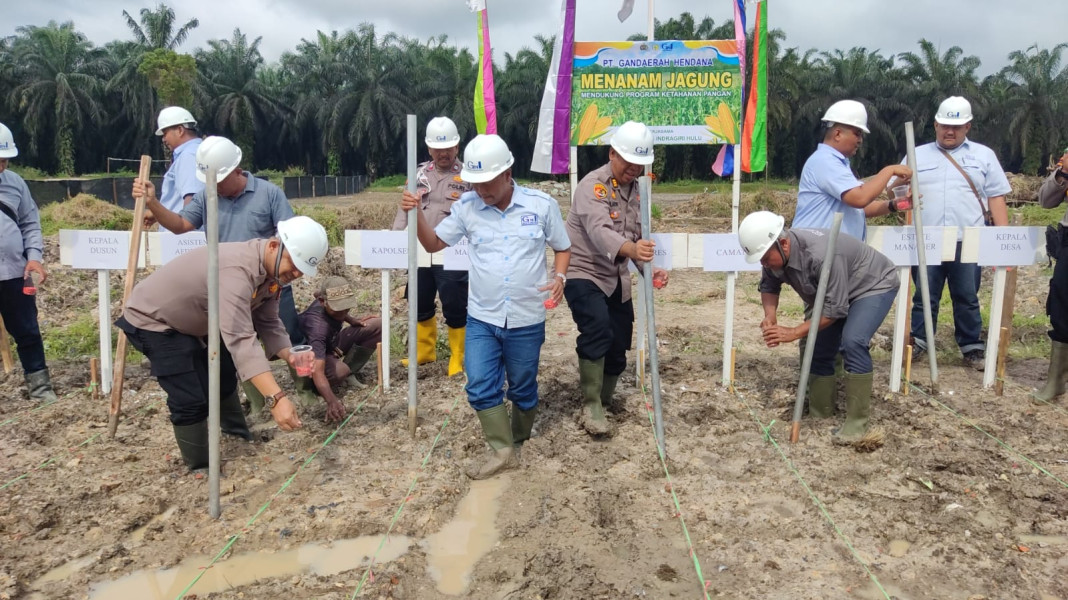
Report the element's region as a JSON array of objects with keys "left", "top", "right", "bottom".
[
  {"left": 1039, "top": 170, "right": 1068, "bottom": 226},
  {"left": 122, "top": 239, "right": 291, "bottom": 382},
  {"left": 758, "top": 229, "right": 897, "bottom": 320},
  {"left": 391, "top": 160, "right": 471, "bottom": 230},
  {"left": 565, "top": 163, "right": 643, "bottom": 302}
]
